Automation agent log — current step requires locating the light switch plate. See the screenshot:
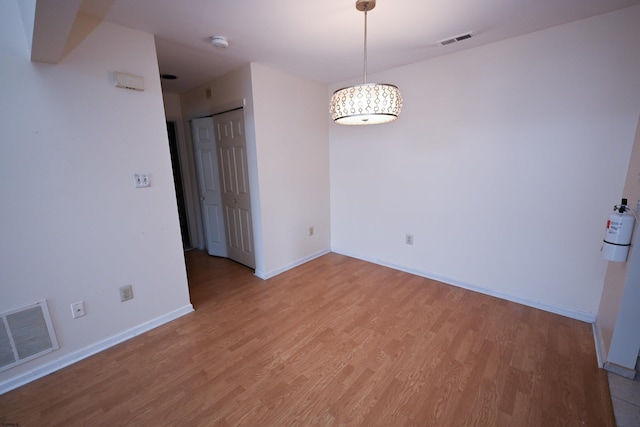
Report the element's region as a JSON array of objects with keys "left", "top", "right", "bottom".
[{"left": 133, "top": 173, "right": 150, "bottom": 188}]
